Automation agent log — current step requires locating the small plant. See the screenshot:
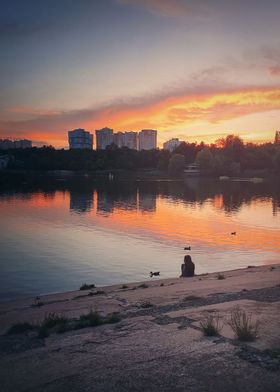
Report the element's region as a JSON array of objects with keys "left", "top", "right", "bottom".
[
  {"left": 79, "top": 310, "right": 102, "bottom": 327},
  {"left": 80, "top": 283, "right": 95, "bottom": 291},
  {"left": 200, "top": 313, "right": 222, "bottom": 336},
  {"left": 138, "top": 283, "right": 149, "bottom": 289},
  {"left": 139, "top": 300, "right": 153, "bottom": 308},
  {"left": 106, "top": 312, "right": 121, "bottom": 324},
  {"left": 7, "top": 322, "right": 35, "bottom": 335},
  {"left": 228, "top": 307, "right": 260, "bottom": 341},
  {"left": 217, "top": 274, "right": 225, "bottom": 280},
  {"left": 41, "top": 313, "right": 68, "bottom": 329},
  {"left": 31, "top": 296, "right": 44, "bottom": 308}
]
